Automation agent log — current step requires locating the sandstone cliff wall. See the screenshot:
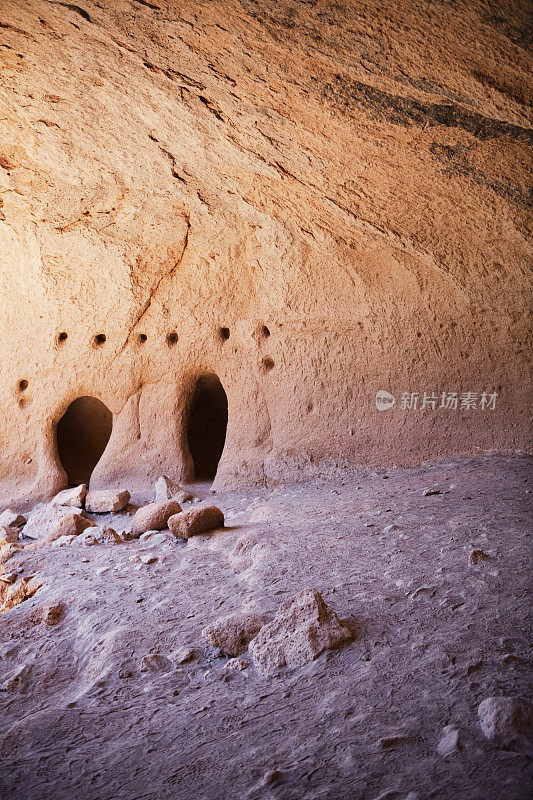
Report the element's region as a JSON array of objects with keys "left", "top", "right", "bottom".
[{"left": 0, "top": 0, "right": 531, "bottom": 505}]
